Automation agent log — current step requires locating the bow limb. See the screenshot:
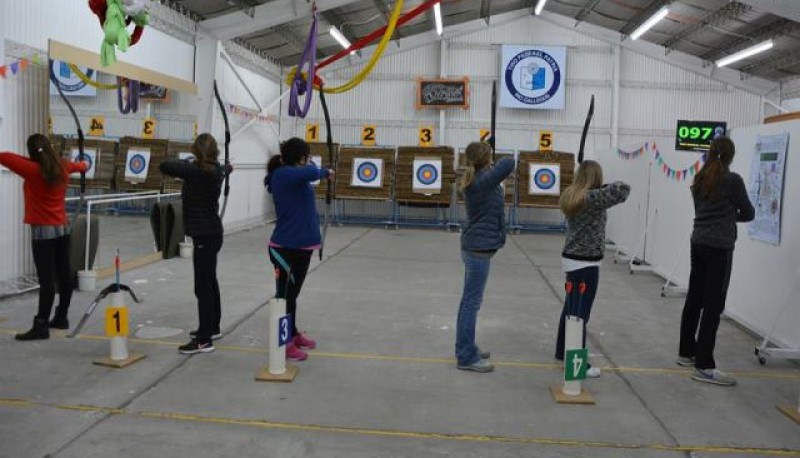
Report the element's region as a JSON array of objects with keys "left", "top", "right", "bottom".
[
  {"left": 50, "top": 61, "right": 86, "bottom": 220},
  {"left": 490, "top": 80, "right": 497, "bottom": 161},
  {"left": 318, "top": 86, "right": 334, "bottom": 261},
  {"left": 577, "top": 95, "right": 595, "bottom": 164},
  {"left": 213, "top": 80, "right": 231, "bottom": 219}
]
